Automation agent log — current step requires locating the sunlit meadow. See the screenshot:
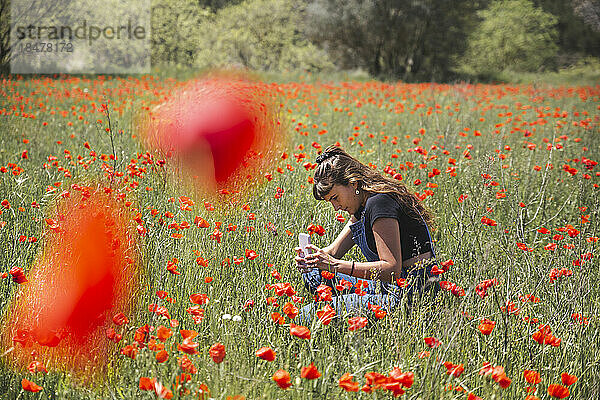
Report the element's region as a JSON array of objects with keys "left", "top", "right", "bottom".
[{"left": 0, "top": 74, "right": 599, "bottom": 399}]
